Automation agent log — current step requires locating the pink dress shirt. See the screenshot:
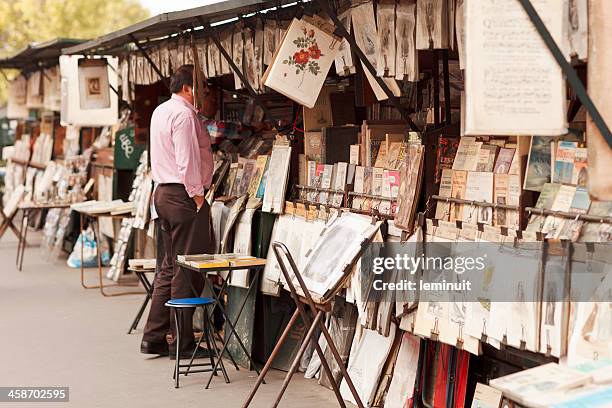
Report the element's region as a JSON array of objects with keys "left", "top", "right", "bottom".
[{"left": 150, "top": 94, "right": 213, "bottom": 197}]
